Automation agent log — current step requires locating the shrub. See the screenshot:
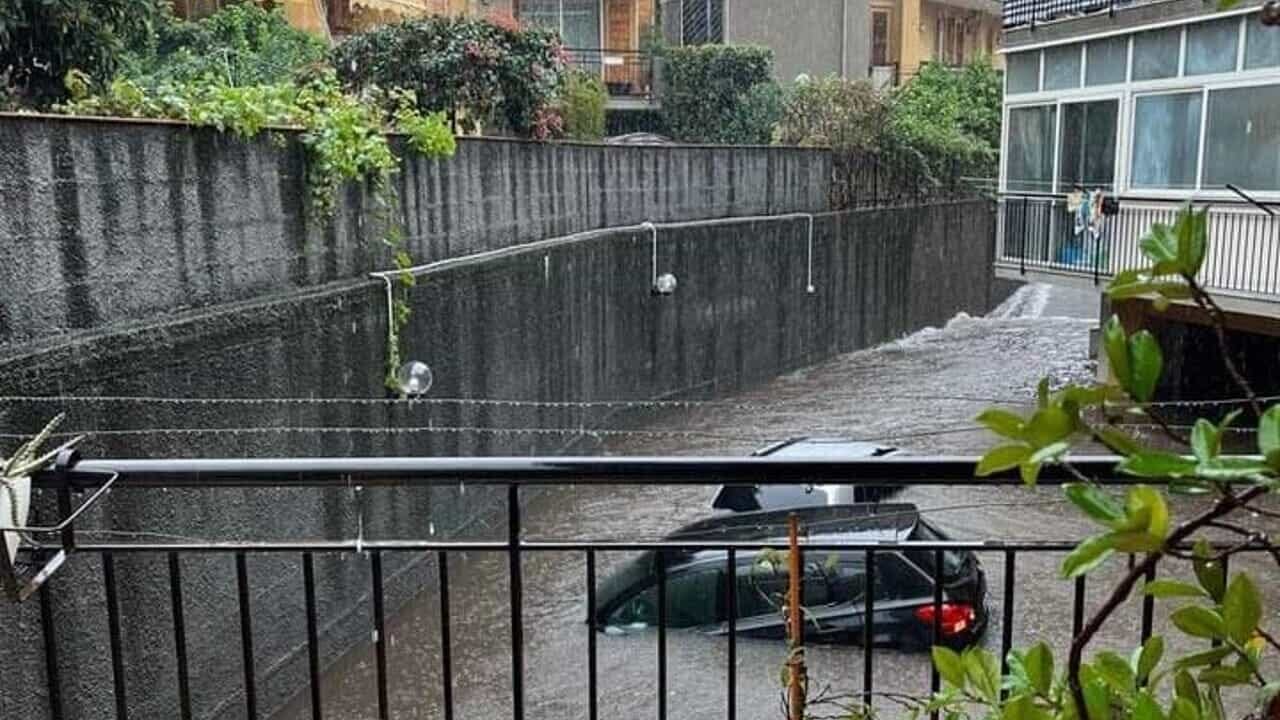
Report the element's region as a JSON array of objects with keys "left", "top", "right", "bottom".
[
  {"left": 331, "top": 15, "right": 568, "bottom": 138},
  {"left": 558, "top": 69, "right": 607, "bottom": 141},
  {"left": 774, "top": 74, "right": 890, "bottom": 152},
  {"left": 659, "top": 44, "right": 774, "bottom": 144},
  {"left": 122, "top": 2, "right": 328, "bottom": 88},
  {"left": 0, "top": 0, "right": 167, "bottom": 106},
  {"left": 888, "top": 58, "right": 1002, "bottom": 179},
  {"left": 724, "top": 81, "right": 784, "bottom": 145}
]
